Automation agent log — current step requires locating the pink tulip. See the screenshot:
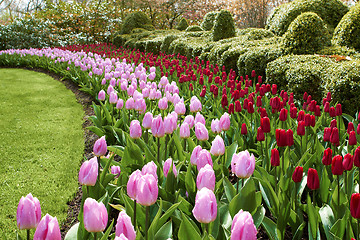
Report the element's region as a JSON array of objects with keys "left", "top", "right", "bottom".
[
  {"left": 195, "top": 112, "right": 206, "bottom": 125},
  {"left": 127, "top": 170, "right": 142, "bottom": 200},
  {"left": 129, "top": 120, "right": 142, "bottom": 139},
  {"left": 115, "top": 211, "right": 136, "bottom": 240},
  {"left": 83, "top": 198, "right": 108, "bottom": 232},
  {"left": 115, "top": 234, "right": 129, "bottom": 240},
  {"left": 111, "top": 165, "right": 121, "bottom": 178},
  {"left": 98, "top": 90, "right": 106, "bottom": 101},
  {"left": 17, "top": 193, "right": 41, "bottom": 230},
  {"left": 180, "top": 122, "right": 190, "bottom": 139},
  {"left": 219, "top": 113, "right": 230, "bottom": 131},
  {"left": 134, "top": 98, "right": 146, "bottom": 113},
  {"left": 142, "top": 161, "right": 158, "bottom": 181},
  {"left": 210, "top": 135, "right": 225, "bottom": 156},
  {"left": 164, "top": 114, "right": 176, "bottom": 134},
  {"left": 231, "top": 150, "right": 255, "bottom": 179},
  {"left": 151, "top": 115, "right": 165, "bottom": 138},
  {"left": 190, "top": 96, "right": 202, "bottom": 112},
  {"left": 116, "top": 99, "right": 124, "bottom": 109},
  {"left": 142, "top": 112, "right": 153, "bottom": 129},
  {"left": 192, "top": 188, "right": 217, "bottom": 223},
  {"left": 33, "top": 214, "right": 61, "bottom": 240},
  {"left": 93, "top": 136, "right": 107, "bottom": 156},
  {"left": 231, "top": 210, "right": 257, "bottom": 240},
  {"left": 163, "top": 158, "right": 178, "bottom": 177},
  {"left": 78, "top": 157, "right": 98, "bottom": 186},
  {"left": 136, "top": 174, "right": 158, "bottom": 206},
  {"left": 107, "top": 85, "right": 114, "bottom": 95},
  {"left": 191, "top": 145, "right": 203, "bottom": 165},
  {"left": 197, "top": 149, "right": 213, "bottom": 171},
  {"left": 195, "top": 122, "right": 209, "bottom": 141},
  {"left": 174, "top": 102, "right": 186, "bottom": 115},
  {"left": 184, "top": 115, "right": 195, "bottom": 128},
  {"left": 211, "top": 119, "right": 221, "bottom": 134},
  {"left": 109, "top": 92, "right": 118, "bottom": 104},
  {"left": 197, "top": 164, "right": 215, "bottom": 191},
  {"left": 125, "top": 98, "right": 135, "bottom": 110},
  {"left": 158, "top": 97, "right": 168, "bottom": 110}
]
